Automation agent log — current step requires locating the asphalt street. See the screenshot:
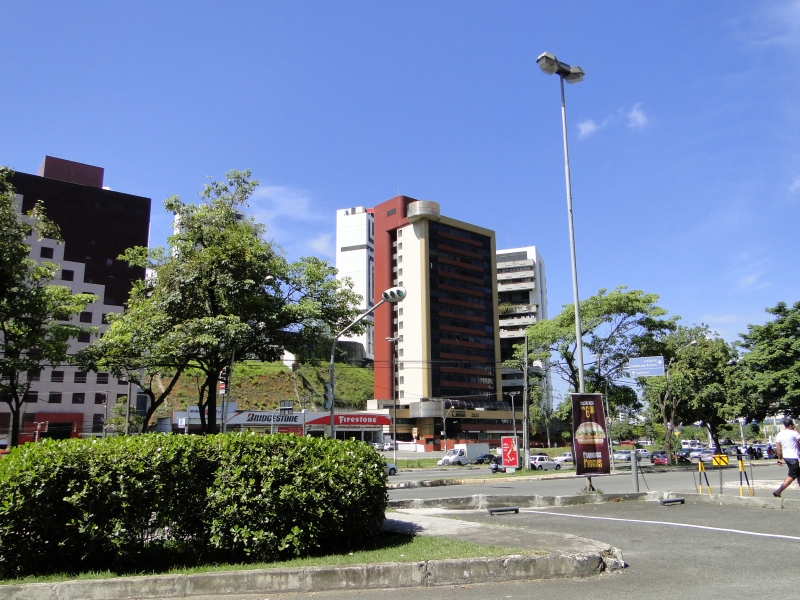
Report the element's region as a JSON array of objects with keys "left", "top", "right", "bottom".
[{"left": 192, "top": 500, "right": 800, "bottom": 600}]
